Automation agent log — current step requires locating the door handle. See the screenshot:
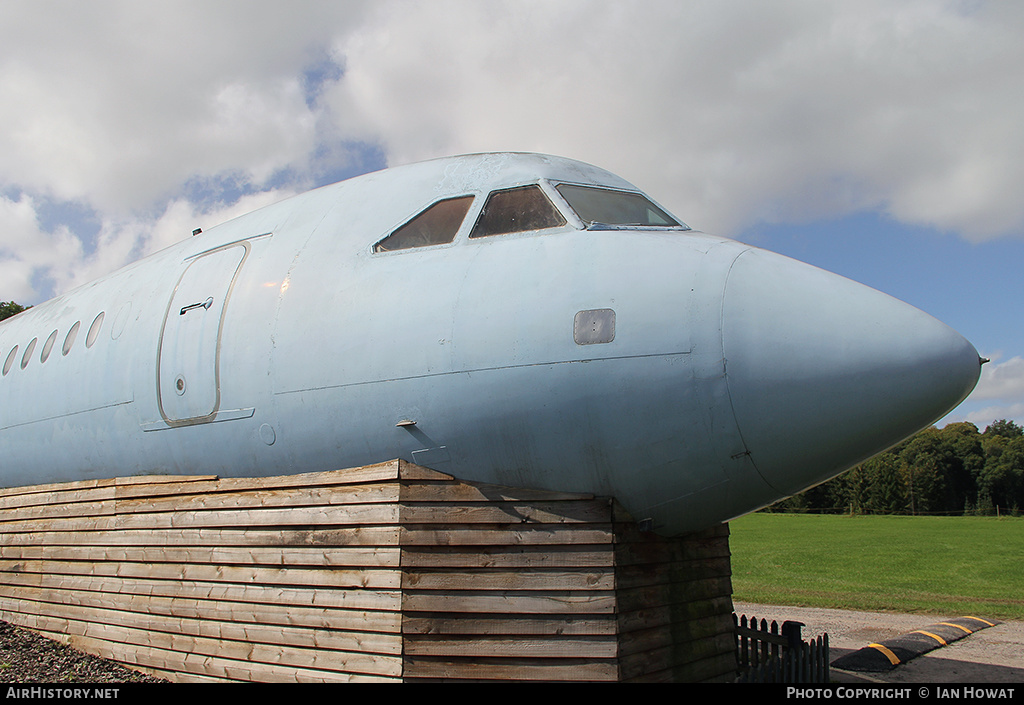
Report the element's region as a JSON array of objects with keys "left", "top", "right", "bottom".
[{"left": 180, "top": 297, "right": 214, "bottom": 316}]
